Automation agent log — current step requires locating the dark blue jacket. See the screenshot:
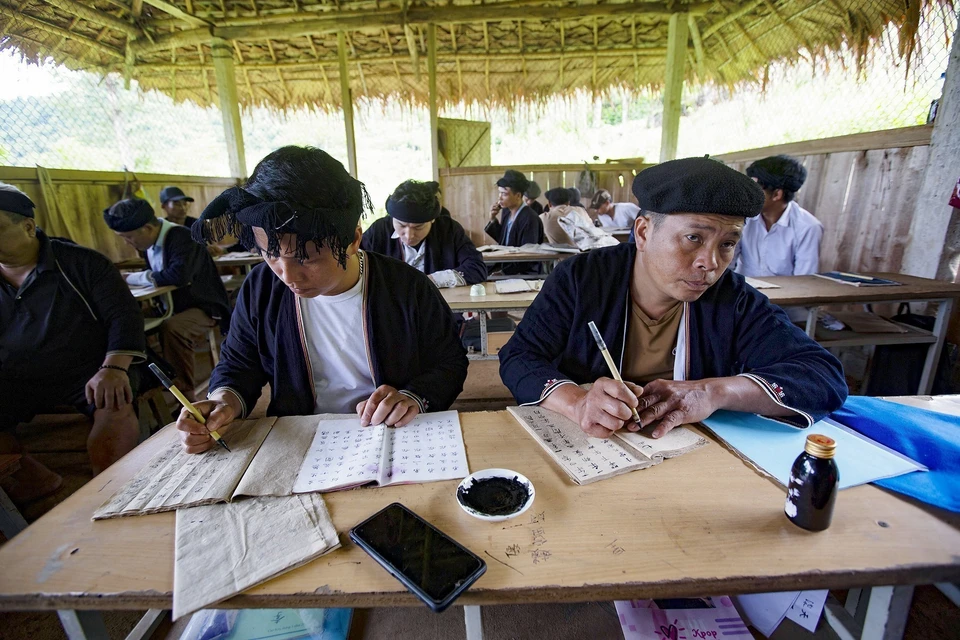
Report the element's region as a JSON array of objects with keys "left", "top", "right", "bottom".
[
  {"left": 361, "top": 215, "right": 487, "bottom": 285},
  {"left": 146, "top": 223, "right": 230, "bottom": 330},
  {"left": 499, "top": 243, "right": 847, "bottom": 426},
  {"left": 210, "top": 251, "right": 468, "bottom": 418},
  {"left": 485, "top": 204, "right": 545, "bottom": 275}
]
